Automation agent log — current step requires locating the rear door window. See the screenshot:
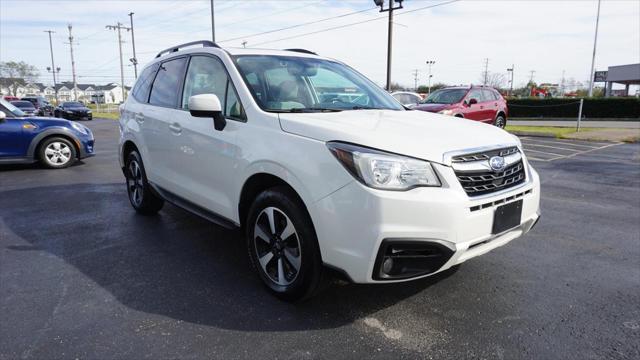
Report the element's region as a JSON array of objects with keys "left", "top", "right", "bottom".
[
  {"left": 149, "top": 57, "right": 187, "bottom": 107},
  {"left": 482, "top": 89, "right": 496, "bottom": 102}
]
